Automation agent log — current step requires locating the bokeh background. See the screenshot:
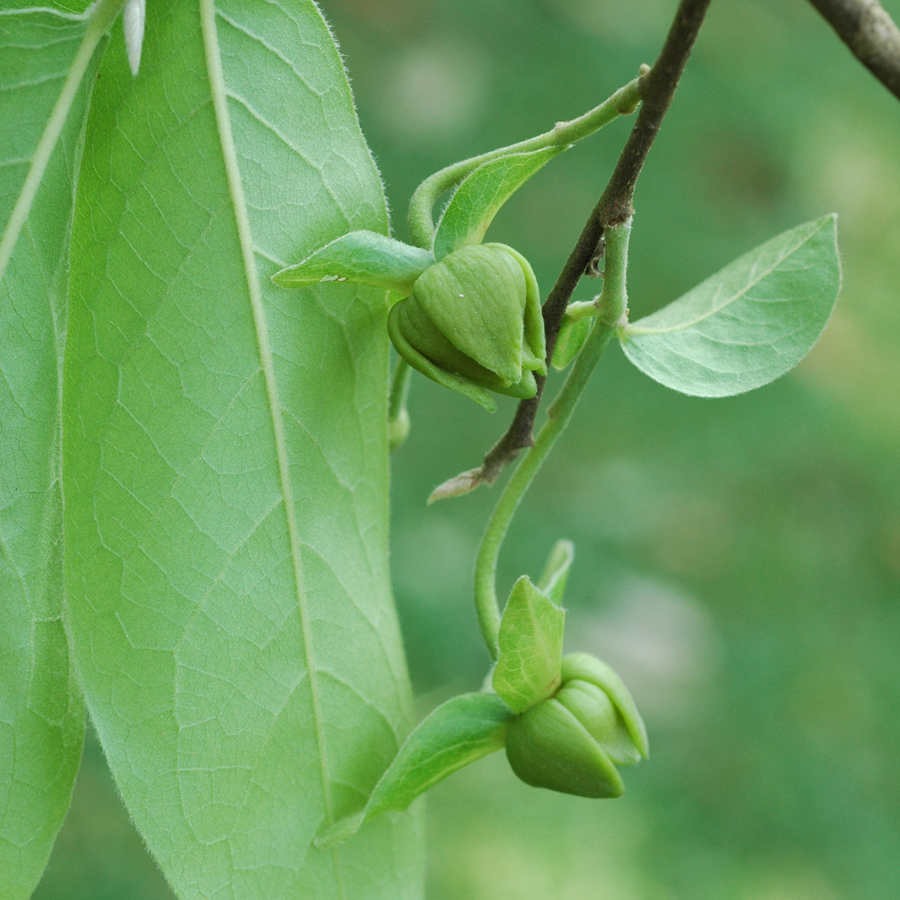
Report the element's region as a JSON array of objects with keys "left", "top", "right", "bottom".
[{"left": 35, "top": 1, "right": 900, "bottom": 898}]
